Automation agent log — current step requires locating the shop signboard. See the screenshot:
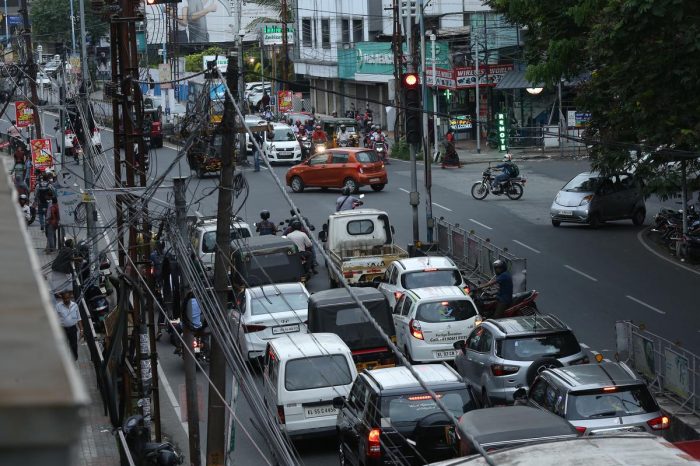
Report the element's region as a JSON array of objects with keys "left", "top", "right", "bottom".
[
  {"left": 30, "top": 138, "right": 53, "bottom": 191},
  {"left": 277, "top": 90, "right": 293, "bottom": 113},
  {"left": 454, "top": 64, "right": 514, "bottom": 89},
  {"left": 15, "top": 101, "right": 33, "bottom": 127},
  {"left": 449, "top": 115, "right": 473, "bottom": 131},
  {"left": 261, "top": 24, "right": 295, "bottom": 46},
  {"left": 202, "top": 55, "right": 228, "bottom": 73},
  {"left": 664, "top": 349, "right": 690, "bottom": 399},
  {"left": 426, "top": 67, "right": 456, "bottom": 89}
]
